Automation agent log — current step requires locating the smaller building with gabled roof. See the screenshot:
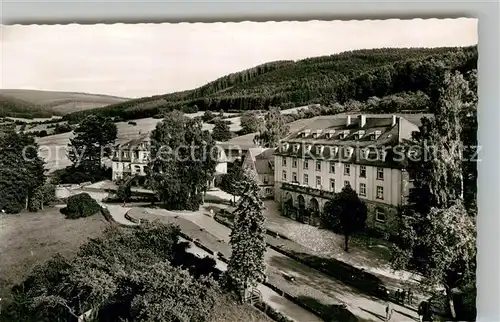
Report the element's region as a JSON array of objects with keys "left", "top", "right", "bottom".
[{"left": 241, "top": 147, "right": 276, "bottom": 199}]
